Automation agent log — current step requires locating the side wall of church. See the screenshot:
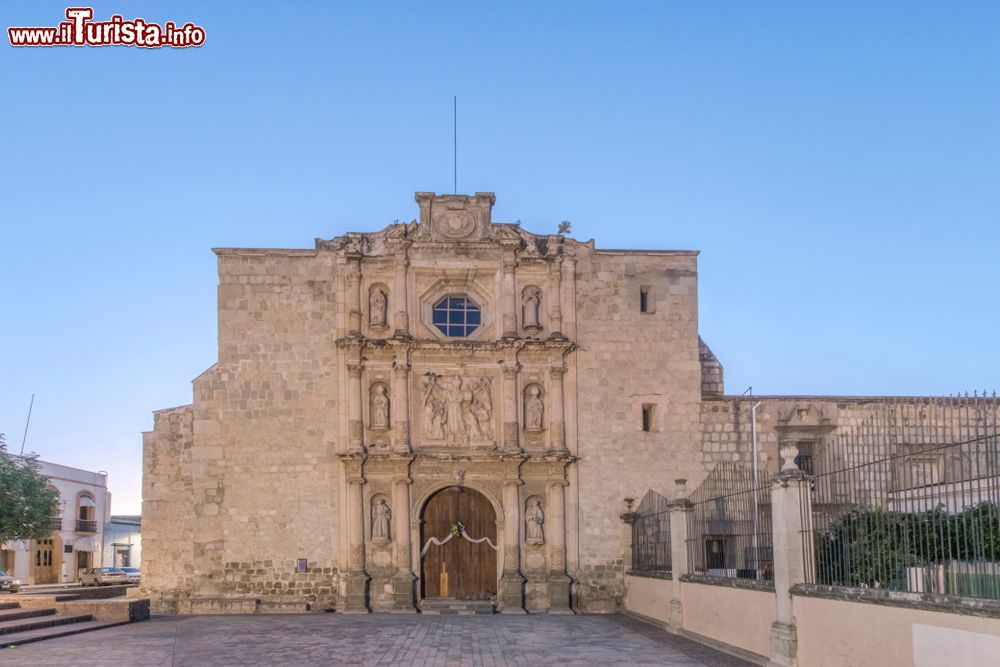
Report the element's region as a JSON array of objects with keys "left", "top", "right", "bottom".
[
  {"left": 141, "top": 405, "right": 196, "bottom": 611},
  {"left": 141, "top": 251, "right": 344, "bottom": 612},
  {"left": 573, "top": 250, "right": 703, "bottom": 611}
]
